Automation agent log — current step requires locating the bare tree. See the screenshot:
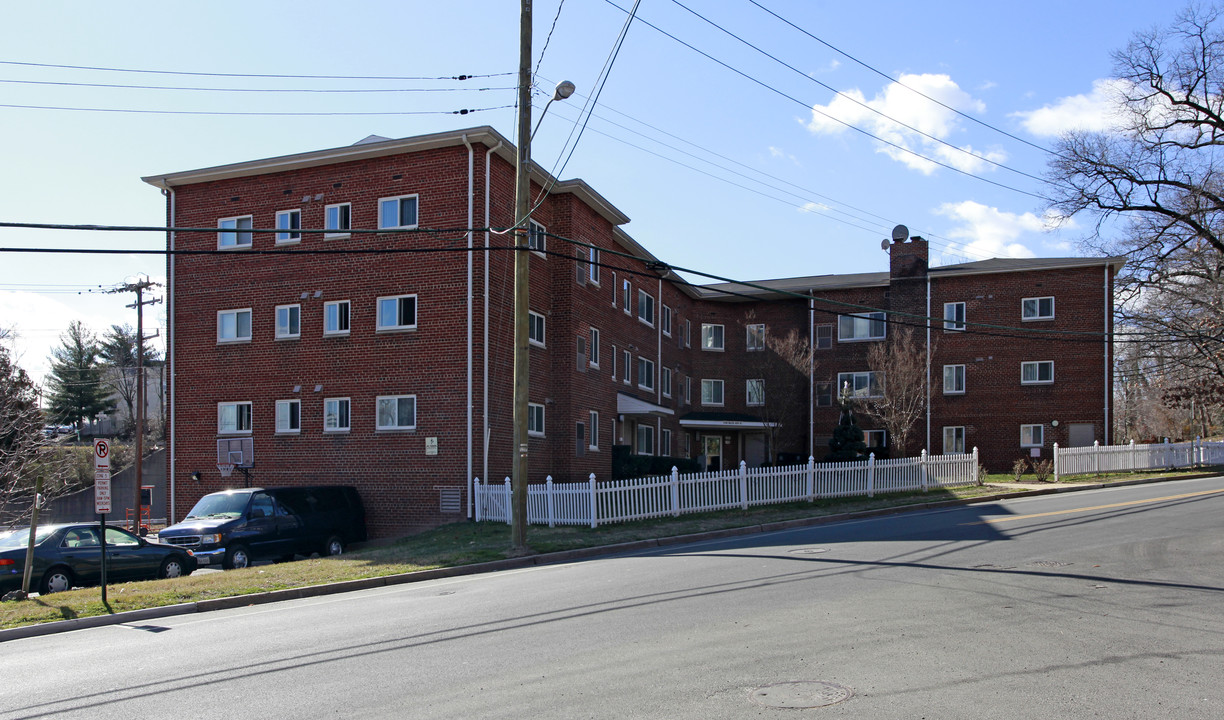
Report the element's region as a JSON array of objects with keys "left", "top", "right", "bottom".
[
  {"left": 742, "top": 312, "right": 815, "bottom": 463},
  {"left": 863, "top": 326, "right": 931, "bottom": 457}
]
